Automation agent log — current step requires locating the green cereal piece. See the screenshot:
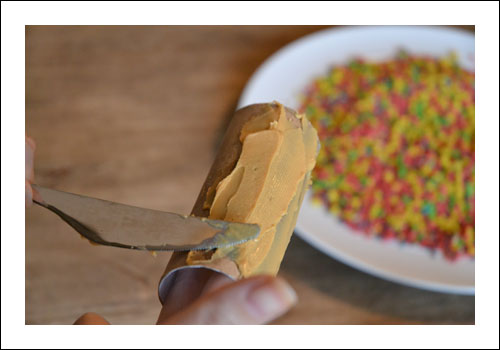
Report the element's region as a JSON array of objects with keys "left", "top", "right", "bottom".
[
  {"left": 385, "top": 77, "right": 394, "bottom": 90},
  {"left": 348, "top": 150, "right": 358, "bottom": 162},
  {"left": 339, "top": 197, "right": 347, "bottom": 208},
  {"left": 333, "top": 175, "right": 345, "bottom": 189},
  {"left": 466, "top": 182, "right": 474, "bottom": 198},
  {"left": 448, "top": 194, "right": 456, "bottom": 211},
  {"left": 398, "top": 164, "right": 408, "bottom": 179},
  {"left": 306, "top": 105, "right": 316, "bottom": 116},
  {"left": 422, "top": 202, "right": 437, "bottom": 219},
  {"left": 365, "top": 145, "right": 373, "bottom": 155},
  {"left": 411, "top": 66, "right": 420, "bottom": 82},
  {"left": 361, "top": 177, "right": 368, "bottom": 186},
  {"left": 438, "top": 115, "right": 448, "bottom": 126},
  {"left": 403, "top": 195, "right": 412, "bottom": 204}
]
